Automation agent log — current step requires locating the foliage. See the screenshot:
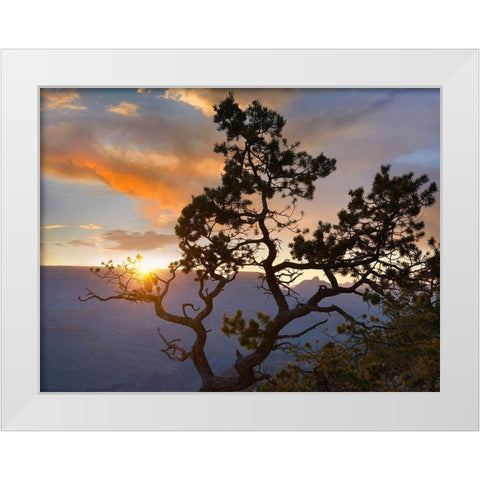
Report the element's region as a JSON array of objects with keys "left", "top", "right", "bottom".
[
  {"left": 81, "top": 92, "right": 438, "bottom": 392},
  {"left": 262, "top": 243, "right": 440, "bottom": 391}
]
